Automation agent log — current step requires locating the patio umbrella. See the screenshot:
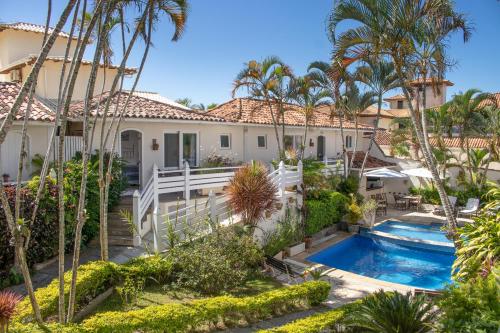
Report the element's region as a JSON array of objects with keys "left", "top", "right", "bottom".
[
  {"left": 401, "top": 168, "right": 447, "bottom": 179},
  {"left": 363, "top": 168, "right": 408, "bottom": 178}
]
